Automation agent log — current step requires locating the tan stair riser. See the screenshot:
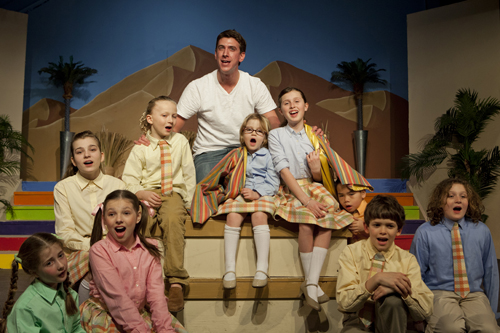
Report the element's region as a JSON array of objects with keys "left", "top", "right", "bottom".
[
  {"left": 184, "top": 238, "right": 347, "bottom": 279},
  {"left": 180, "top": 299, "right": 343, "bottom": 332}
]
